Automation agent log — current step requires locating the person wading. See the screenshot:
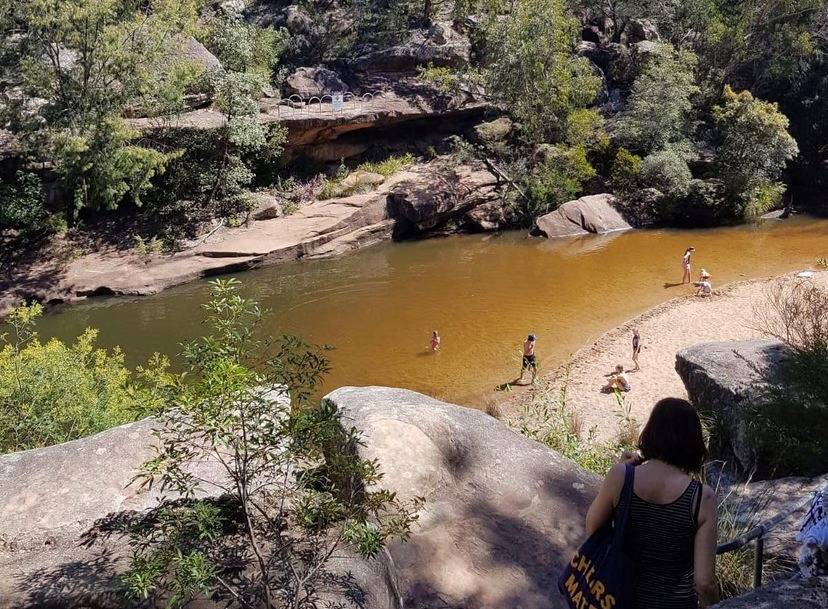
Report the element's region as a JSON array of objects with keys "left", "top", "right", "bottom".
[
  {"left": 584, "top": 398, "right": 719, "bottom": 608},
  {"left": 520, "top": 333, "right": 537, "bottom": 383},
  {"left": 682, "top": 247, "right": 696, "bottom": 284}
]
